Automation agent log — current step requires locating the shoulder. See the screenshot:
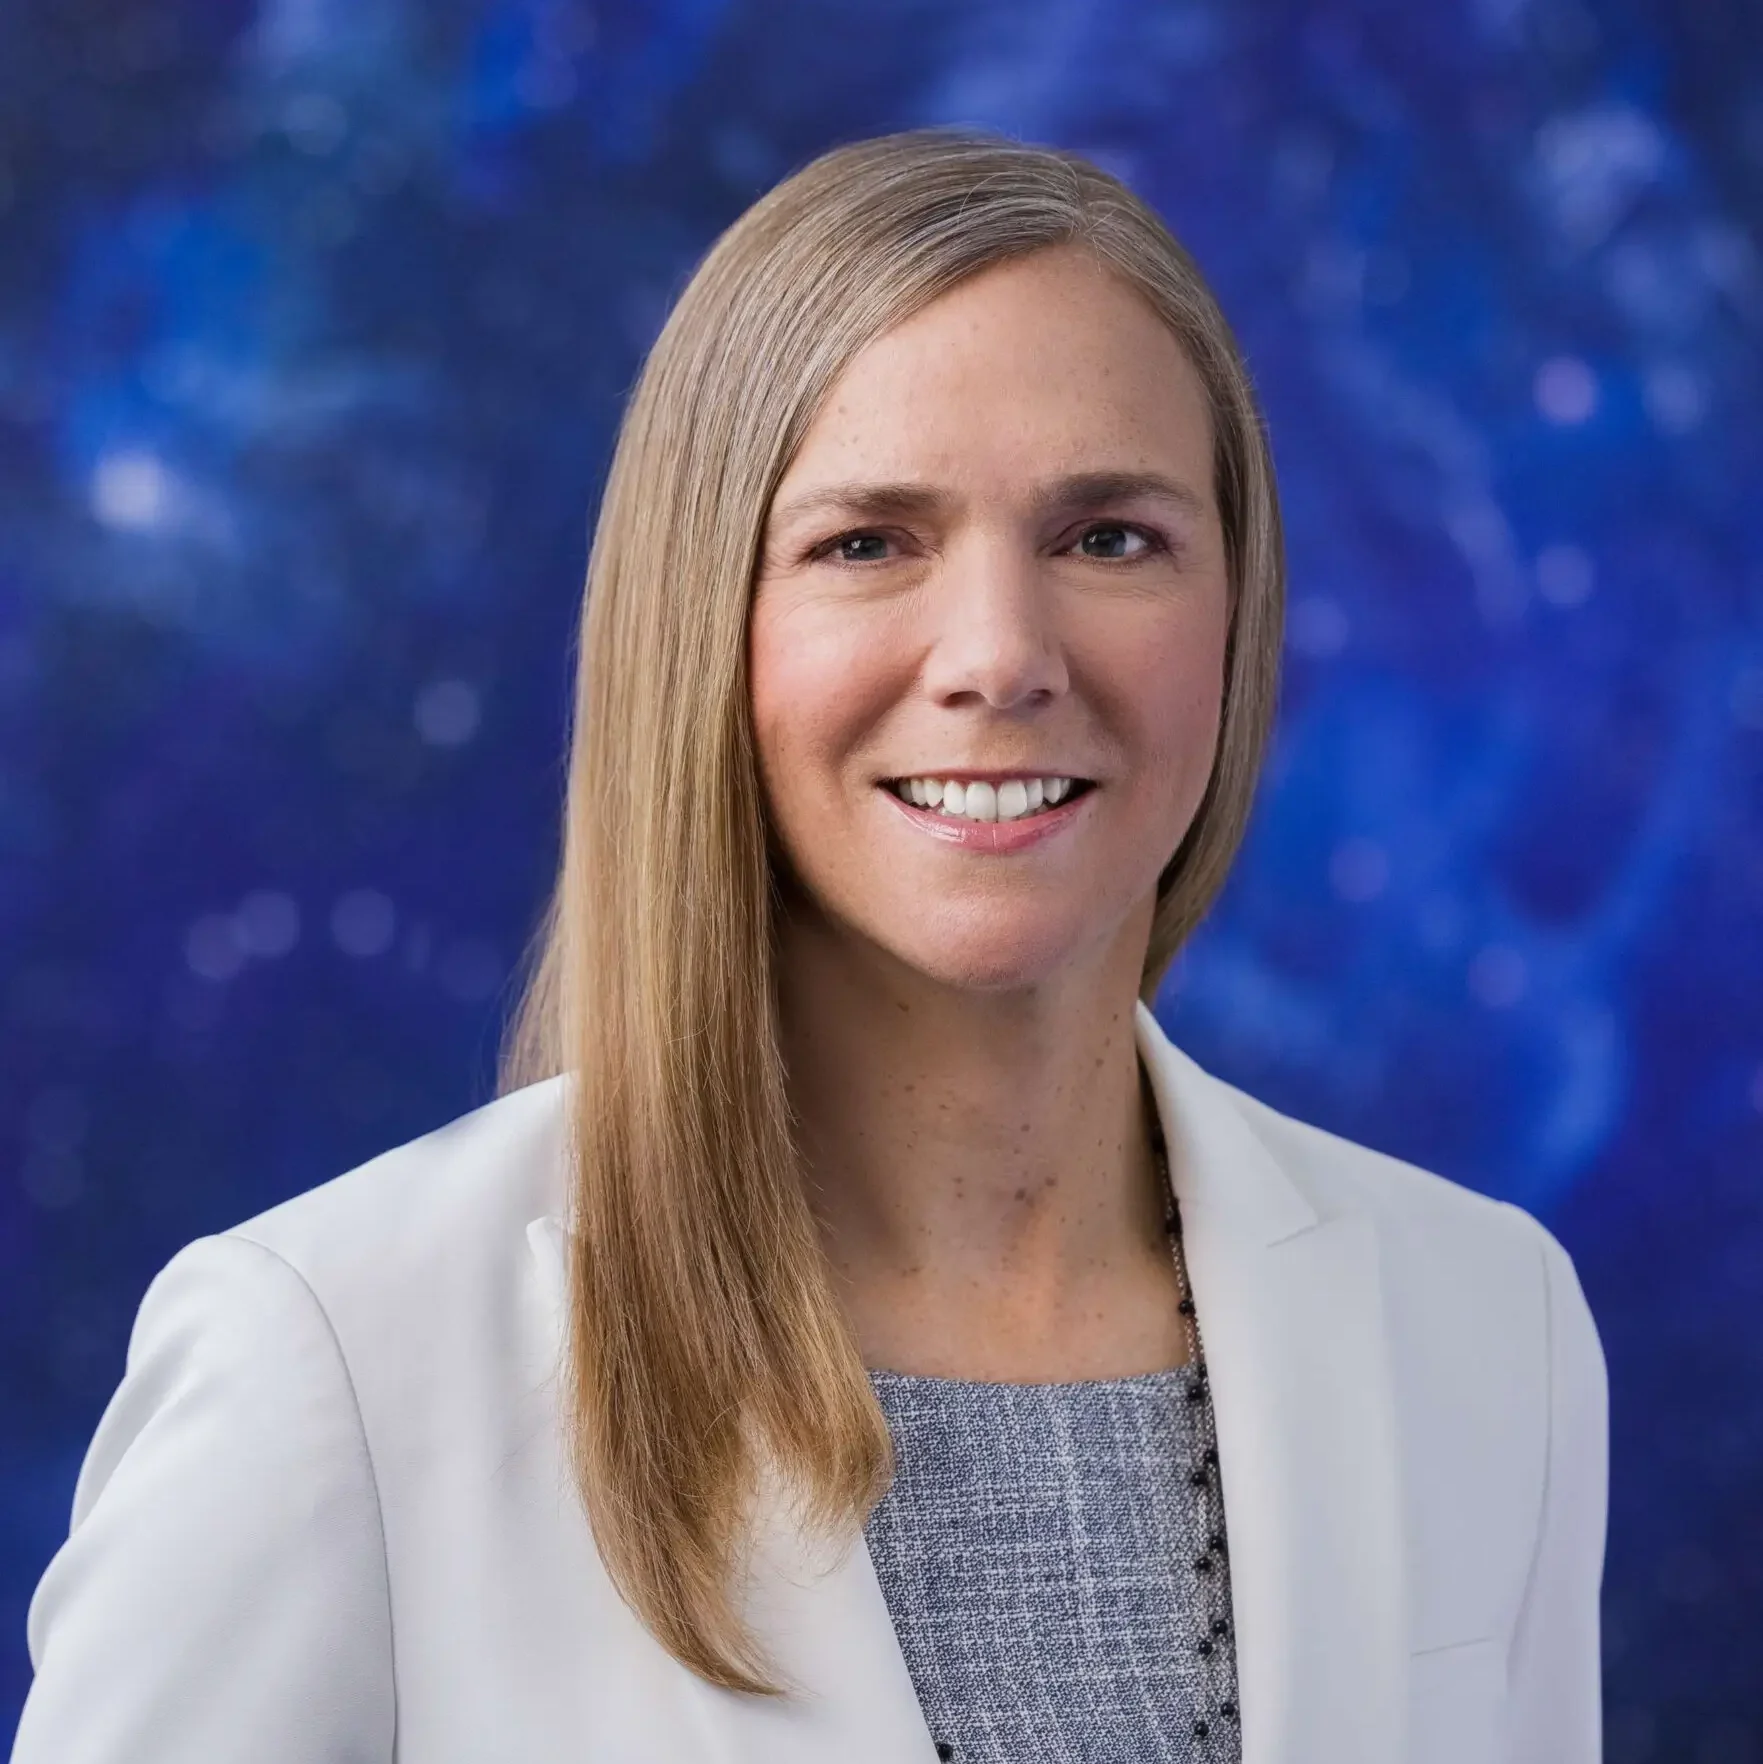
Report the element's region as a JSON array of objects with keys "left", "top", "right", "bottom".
[
  {"left": 1227, "top": 1071, "right": 1509, "bottom": 1226},
  {"left": 13, "top": 1094, "right": 562, "bottom": 1744},
  {"left": 1183, "top": 1056, "right": 1603, "bottom": 1381},
  {"left": 108, "top": 1075, "right": 577, "bottom": 1417},
  {"left": 1193, "top": 1060, "right": 1609, "bottom": 1586},
  {"left": 1223, "top": 1066, "right": 1577, "bottom": 1272},
  {"left": 93, "top": 1074, "right": 578, "bottom": 1520},
  {"left": 216, "top": 1073, "right": 573, "bottom": 1309},
  {"left": 1224, "top": 1068, "right": 1605, "bottom": 1406}
]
